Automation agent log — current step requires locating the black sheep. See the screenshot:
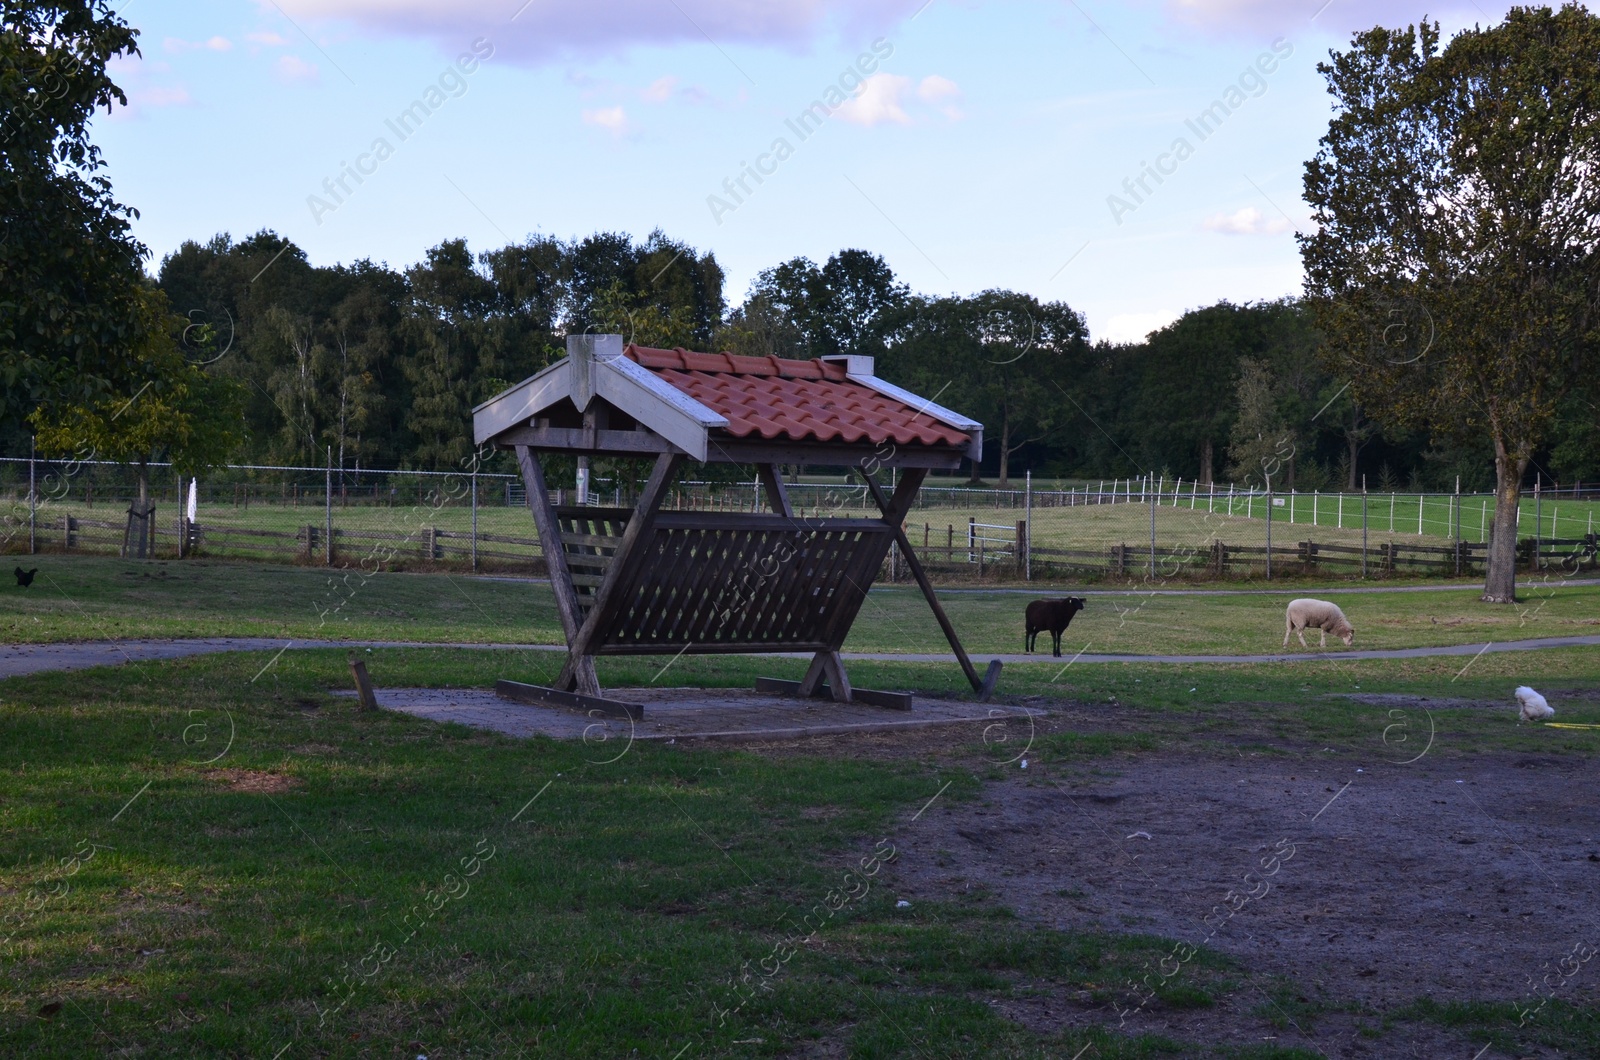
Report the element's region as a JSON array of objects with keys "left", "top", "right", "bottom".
[
  {"left": 1024, "top": 597, "right": 1085, "bottom": 656},
  {"left": 15, "top": 566, "right": 38, "bottom": 588}
]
